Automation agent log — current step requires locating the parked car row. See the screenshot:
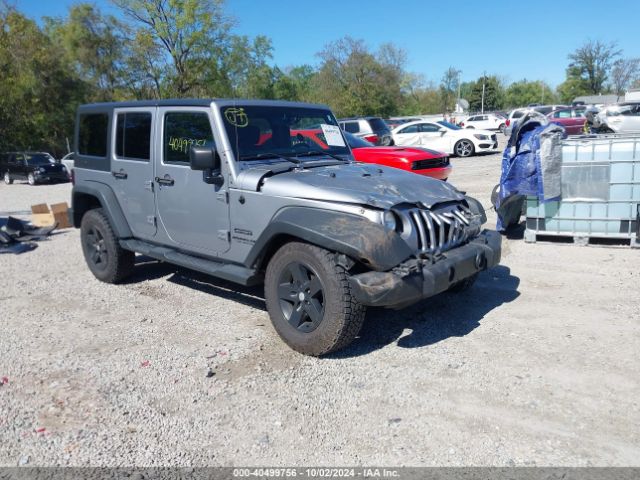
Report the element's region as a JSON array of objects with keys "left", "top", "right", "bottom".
[{"left": 503, "top": 101, "right": 640, "bottom": 137}]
